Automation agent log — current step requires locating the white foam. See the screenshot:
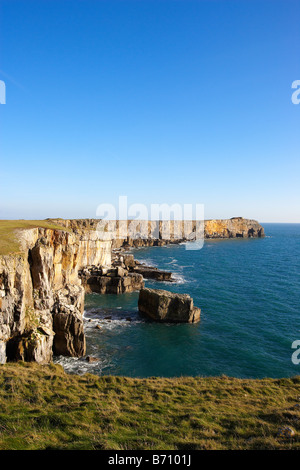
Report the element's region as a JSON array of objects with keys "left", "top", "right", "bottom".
[
  {"left": 172, "top": 273, "right": 186, "bottom": 284},
  {"left": 54, "top": 353, "right": 113, "bottom": 376}
]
